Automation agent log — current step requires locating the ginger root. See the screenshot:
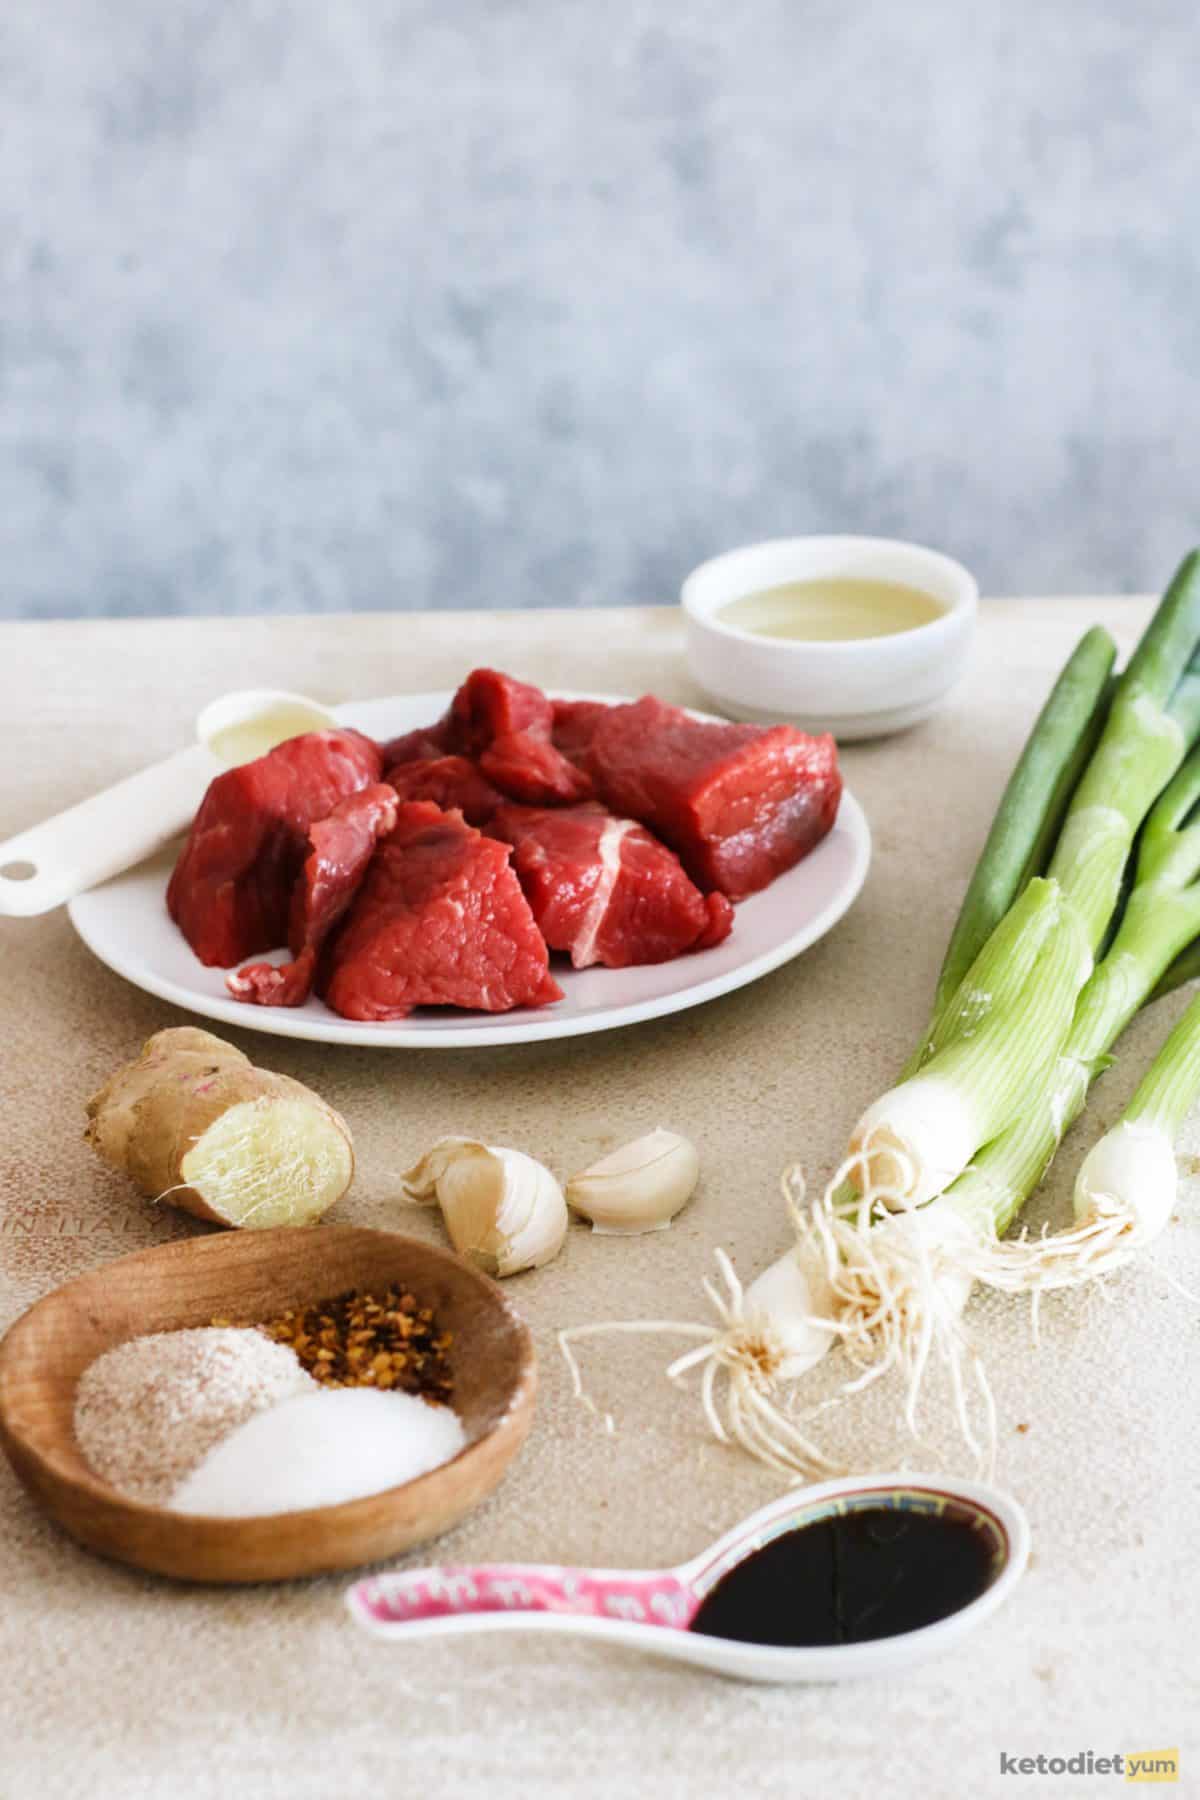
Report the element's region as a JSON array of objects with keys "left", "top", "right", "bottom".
[{"left": 85, "top": 1026, "right": 354, "bottom": 1229}]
